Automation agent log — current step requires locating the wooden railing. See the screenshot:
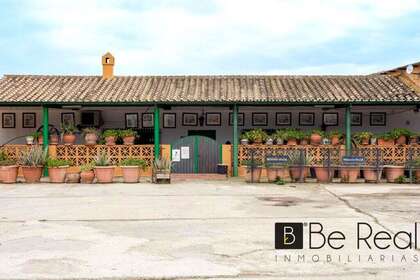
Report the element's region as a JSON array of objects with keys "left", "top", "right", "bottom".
[
  {"left": 238, "top": 145, "right": 420, "bottom": 166},
  {"left": 54, "top": 145, "right": 155, "bottom": 167}
]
